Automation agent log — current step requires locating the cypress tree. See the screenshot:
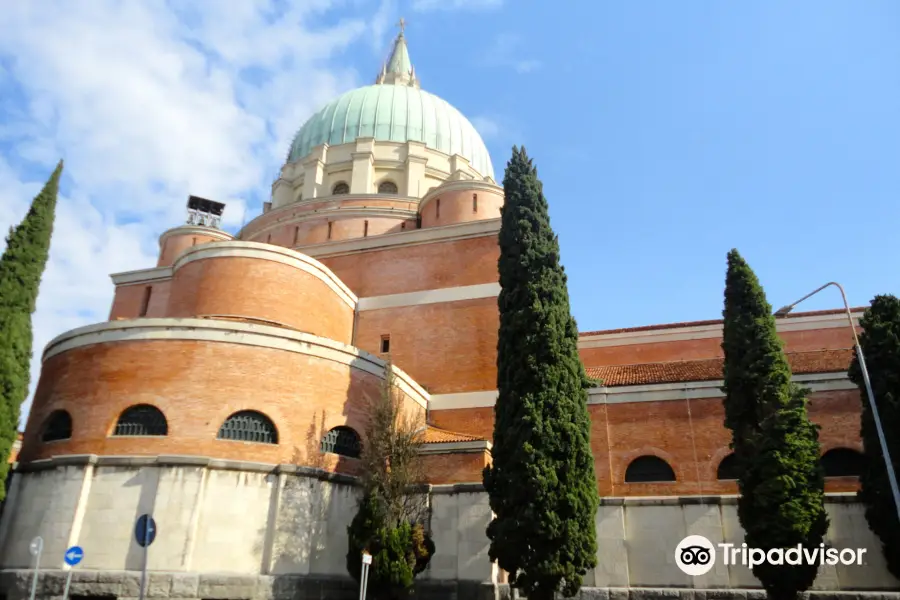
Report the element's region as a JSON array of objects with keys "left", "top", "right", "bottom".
[
  {"left": 721, "top": 249, "right": 828, "bottom": 600},
  {"left": 848, "top": 295, "right": 900, "bottom": 578},
  {"left": 0, "top": 161, "right": 63, "bottom": 498},
  {"left": 483, "top": 147, "right": 599, "bottom": 600}
]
